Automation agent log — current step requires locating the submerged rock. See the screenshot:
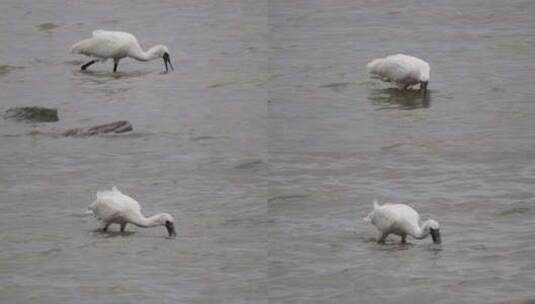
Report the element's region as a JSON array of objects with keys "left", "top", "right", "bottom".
[
  {"left": 0, "top": 65, "right": 24, "bottom": 76},
  {"left": 29, "top": 120, "right": 133, "bottom": 137},
  {"left": 36, "top": 23, "right": 59, "bottom": 31},
  {"left": 4, "top": 107, "right": 59, "bottom": 122},
  {"left": 61, "top": 120, "right": 132, "bottom": 137}
]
